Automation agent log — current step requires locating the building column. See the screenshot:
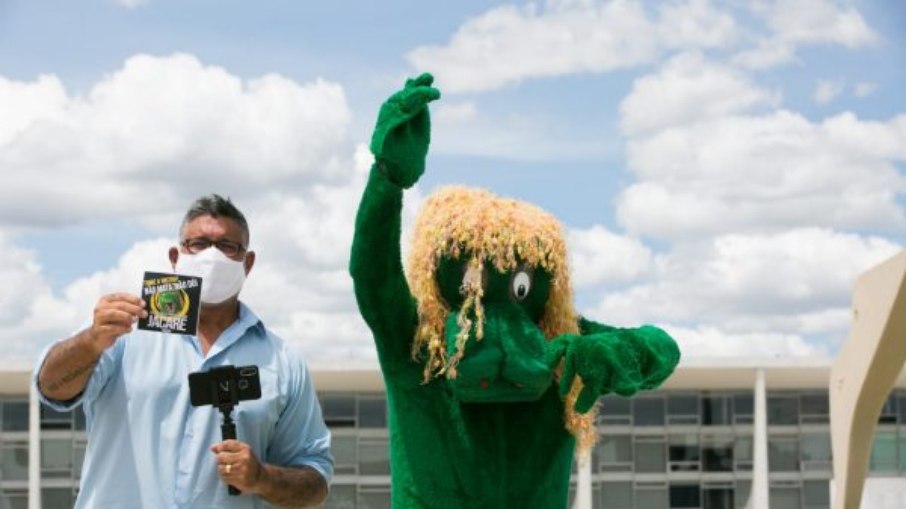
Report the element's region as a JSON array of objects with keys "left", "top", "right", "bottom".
[
  {"left": 748, "top": 368, "right": 769, "bottom": 509},
  {"left": 572, "top": 448, "right": 592, "bottom": 509},
  {"left": 28, "top": 383, "right": 41, "bottom": 509}
]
